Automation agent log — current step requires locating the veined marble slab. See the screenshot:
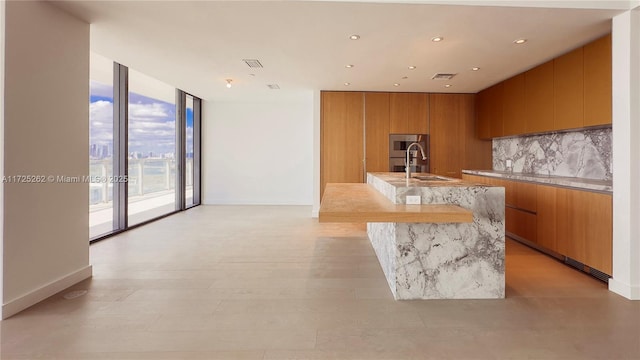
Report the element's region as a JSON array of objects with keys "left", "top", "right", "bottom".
[
  {"left": 462, "top": 169, "right": 612, "bottom": 194},
  {"left": 366, "top": 173, "right": 505, "bottom": 300}
]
